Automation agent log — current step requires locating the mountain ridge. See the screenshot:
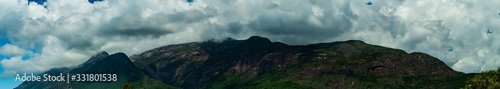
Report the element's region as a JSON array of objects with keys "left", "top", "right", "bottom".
[
  {"left": 129, "top": 36, "right": 471, "bottom": 88},
  {"left": 17, "top": 36, "right": 472, "bottom": 89},
  {"left": 16, "top": 52, "right": 173, "bottom": 89}
]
